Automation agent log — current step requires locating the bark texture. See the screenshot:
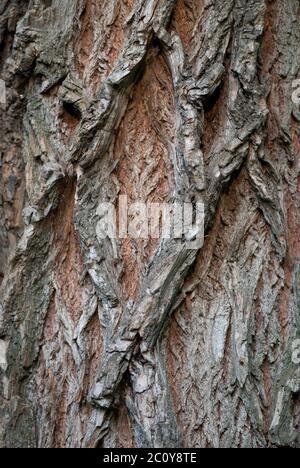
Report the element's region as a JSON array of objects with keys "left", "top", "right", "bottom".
[{"left": 0, "top": 0, "right": 300, "bottom": 448}]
